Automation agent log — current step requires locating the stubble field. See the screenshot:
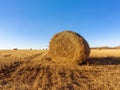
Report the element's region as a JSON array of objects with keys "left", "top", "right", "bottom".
[{"left": 0, "top": 49, "right": 120, "bottom": 90}]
